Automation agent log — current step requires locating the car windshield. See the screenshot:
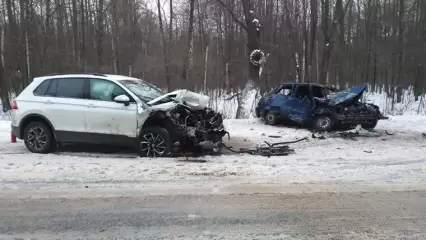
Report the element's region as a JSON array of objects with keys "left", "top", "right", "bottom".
[{"left": 118, "top": 79, "right": 167, "bottom": 104}]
